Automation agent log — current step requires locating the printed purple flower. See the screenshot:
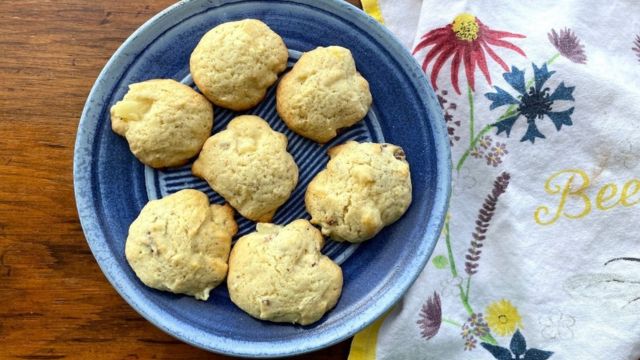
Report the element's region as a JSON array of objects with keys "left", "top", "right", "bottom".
[
  {"left": 447, "top": 125, "right": 461, "bottom": 145},
  {"left": 461, "top": 323, "right": 473, "bottom": 339},
  {"left": 491, "top": 142, "right": 508, "bottom": 156},
  {"left": 478, "top": 135, "right": 493, "bottom": 149},
  {"left": 465, "top": 172, "right": 511, "bottom": 276},
  {"left": 548, "top": 28, "right": 587, "bottom": 64},
  {"left": 464, "top": 337, "right": 478, "bottom": 351},
  {"left": 485, "top": 152, "right": 502, "bottom": 167},
  {"left": 468, "top": 313, "right": 490, "bottom": 337},
  {"left": 438, "top": 90, "right": 461, "bottom": 146},
  {"left": 468, "top": 313, "right": 482, "bottom": 327},
  {"left": 469, "top": 132, "right": 510, "bottom": 168},
  {"left": 470, "top": 147, "right": 484, "bottom": 159},
  {"left": 474, "top": 323, "right": 490, "bottom": 338},
  {"left": 417, "top": 292, "right": 442, "bottom": 340},
  {"left": 633, "top": 35, "right": 640, "bottom": 62},
  {"left": 461, "top": 313, "right": 491, "bottom": 342}
]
